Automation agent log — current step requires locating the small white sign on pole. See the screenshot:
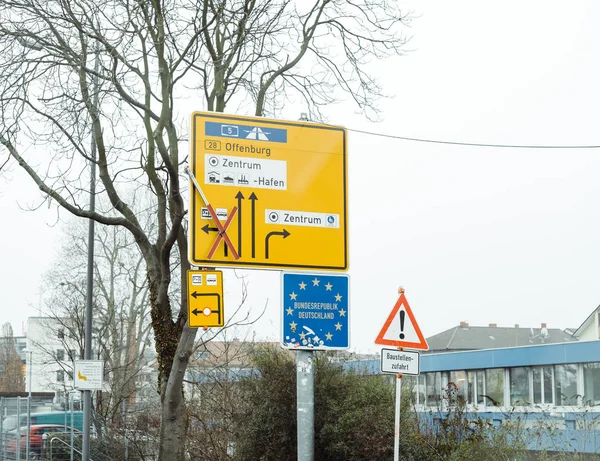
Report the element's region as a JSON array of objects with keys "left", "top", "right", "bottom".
[
  {"left": 74, "top": 360, "right": 104, "bottom": 390},
  {"left": 380, "top": 348, "right": 420, "bottom": 376}
]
